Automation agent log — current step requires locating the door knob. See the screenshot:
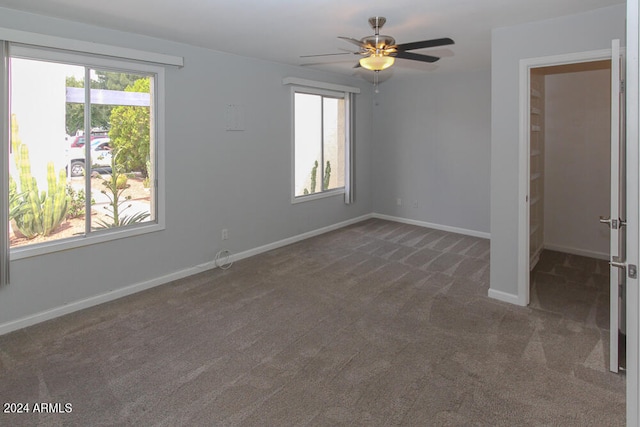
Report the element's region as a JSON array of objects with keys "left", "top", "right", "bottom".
[
  {"left": 600, "top": 216, "right": 618, "bottom": 229},
  {"left": 610, "top": 260, "right": 626, "bottom": 269}
]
